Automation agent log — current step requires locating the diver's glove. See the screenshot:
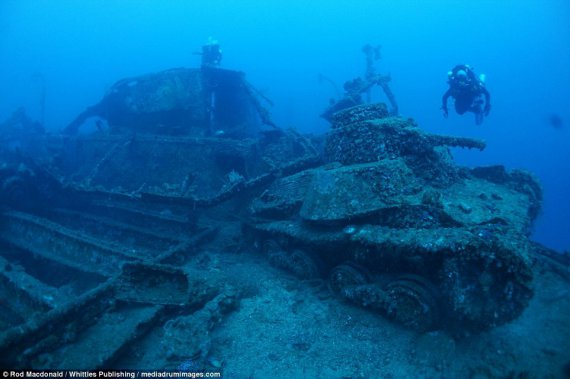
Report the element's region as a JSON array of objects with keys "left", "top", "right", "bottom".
[
  {"left": 484, "top": 104, "right": 491, "bottom": 116},
  {"left": 441, "top": 106, "right": 448, "bottom": 118}
]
